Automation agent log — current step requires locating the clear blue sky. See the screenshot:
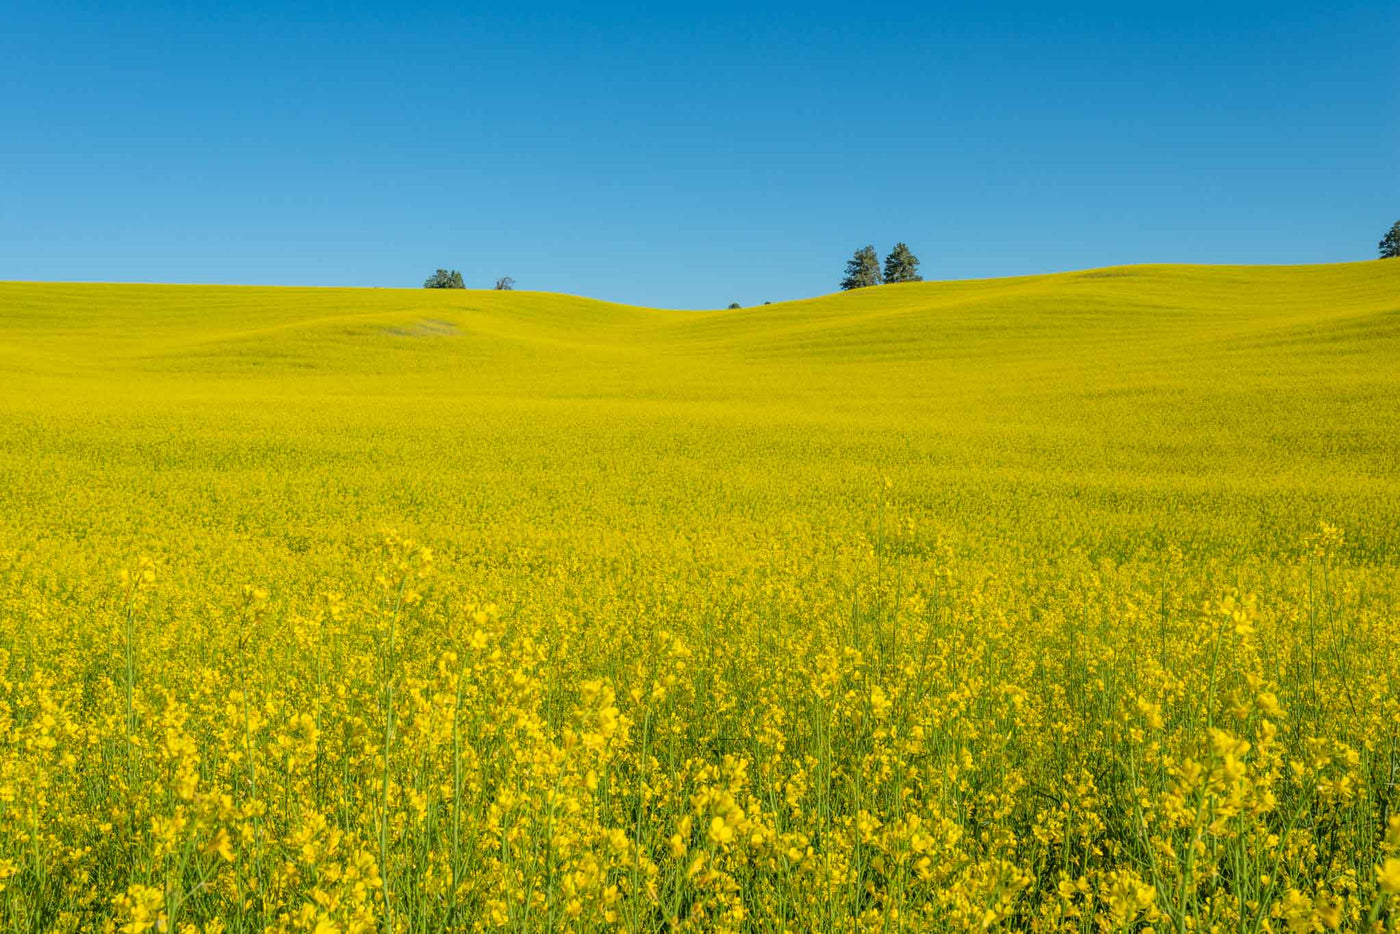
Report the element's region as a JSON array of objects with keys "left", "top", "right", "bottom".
[{"left": 3, "top": 1, "right": 1396, "bottom": 308}]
